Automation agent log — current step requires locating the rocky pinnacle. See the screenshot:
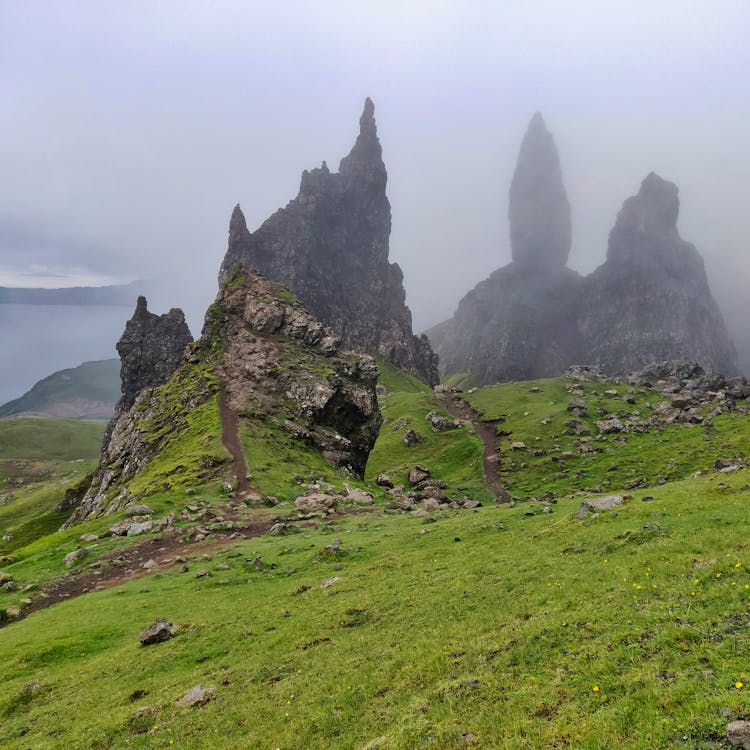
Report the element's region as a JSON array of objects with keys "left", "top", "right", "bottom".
[
  {"left": 509, "top": 112, "right": 572, "bottom": 270},
  {"left": 219, "top": 98, "right": 438, "bottom": 385}
]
